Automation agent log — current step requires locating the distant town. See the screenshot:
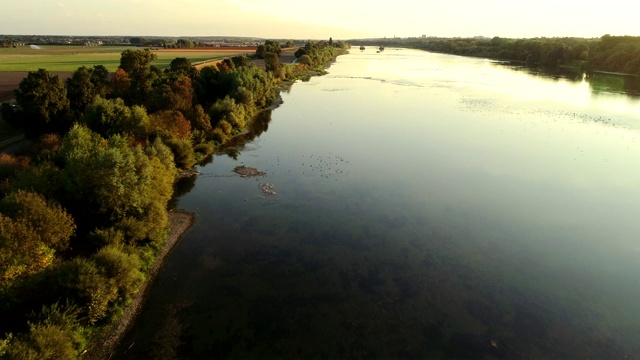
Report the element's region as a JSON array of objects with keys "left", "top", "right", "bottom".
[{"left": 0, "top": 34, "right": 293, "bottom": 48}]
